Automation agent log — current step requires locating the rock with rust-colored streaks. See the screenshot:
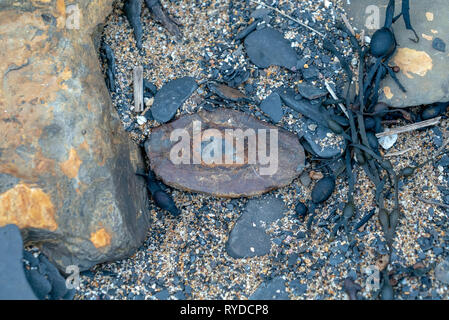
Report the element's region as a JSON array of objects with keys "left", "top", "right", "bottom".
[
  {"left": 0, "top": 0, "right": 149, "bottom": 271},
  {"left": 145, "top": 108, "right": 305, "bottom": 197}
]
